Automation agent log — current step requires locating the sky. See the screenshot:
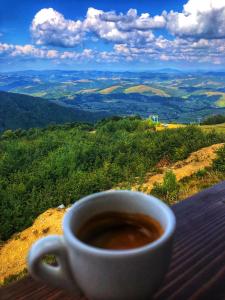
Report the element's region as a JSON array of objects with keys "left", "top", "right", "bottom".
[{"left": 0, "top": 0, "right": 225, "bottom": 71}]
